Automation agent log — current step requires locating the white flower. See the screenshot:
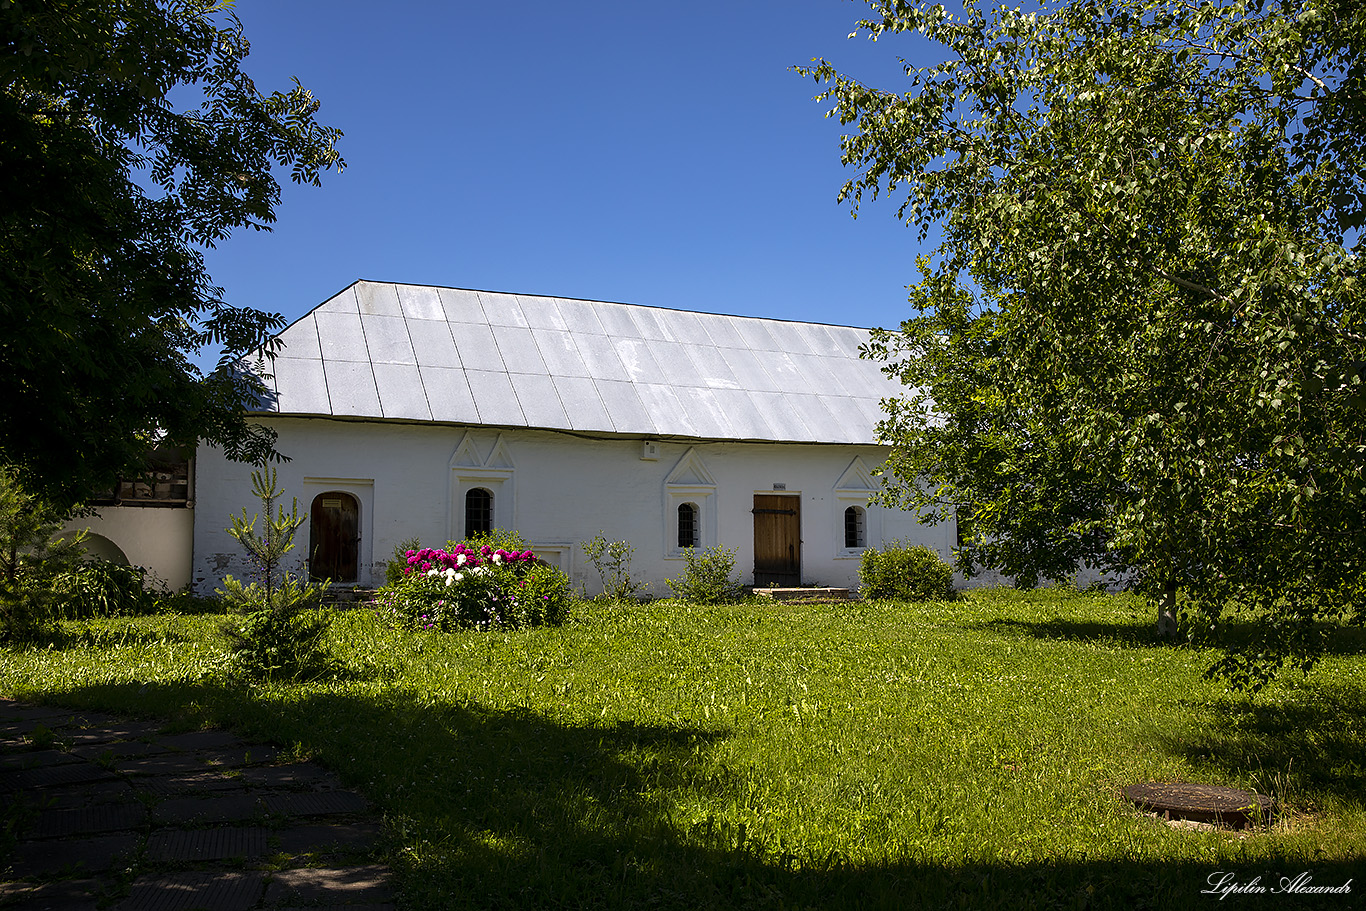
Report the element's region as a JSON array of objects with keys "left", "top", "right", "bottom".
[
  {"left": 426, "top": 569, "right": 439, "bottom": 577},
  {"left": 491, "top": 553, "right": 503, "bottom": 564},
  {"left": 456, "top": 554, "right": 467, "bottom": 566},
  {"left": 454, "top": 572, "right": 464, "bottom": 582}
]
